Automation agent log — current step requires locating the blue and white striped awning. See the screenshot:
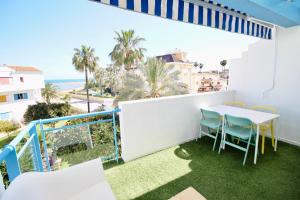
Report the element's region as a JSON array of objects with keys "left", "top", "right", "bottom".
[{"left": 92, "top": 0, "right": 272, "bottom": 39}]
